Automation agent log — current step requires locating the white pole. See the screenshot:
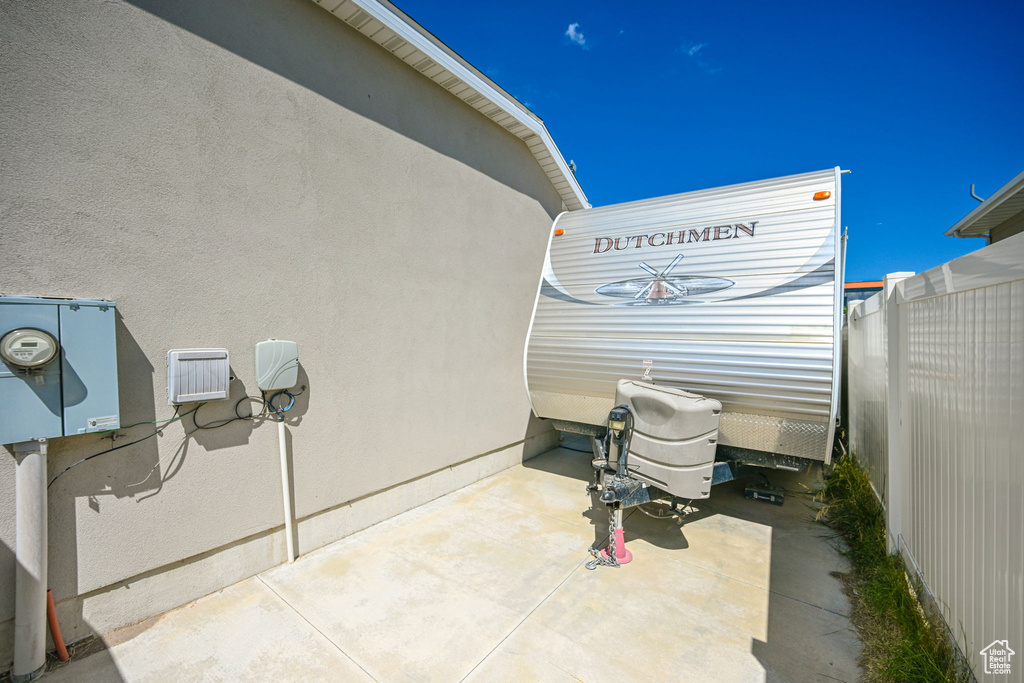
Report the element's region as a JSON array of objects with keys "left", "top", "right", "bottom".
[
  {"left": 277, "top": 418, "right": 296, "bottom": 563},
  {"left": 12, "top": 439, "right": 47, "bottom": 683}
]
